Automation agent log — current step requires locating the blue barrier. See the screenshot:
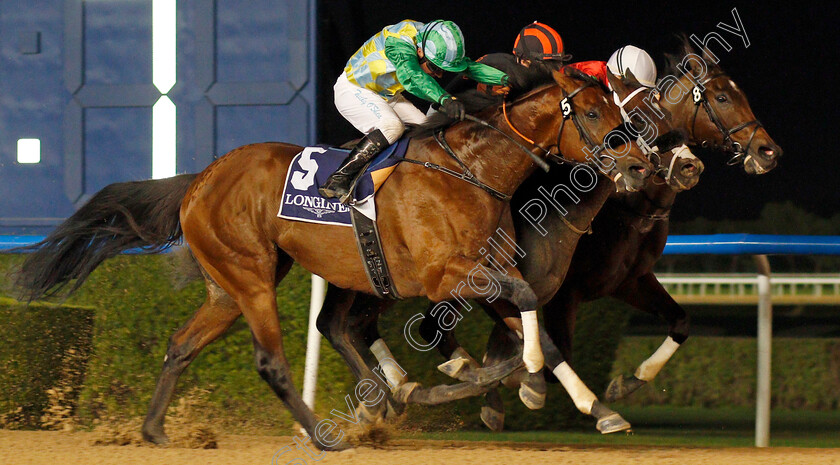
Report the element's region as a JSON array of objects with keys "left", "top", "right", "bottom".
[
  {"left": 5, "top": 234, "right": 840, "bottom": 255},
  {"left": 0, "top": 236, "right": 174, "bottom": 254},
  {"left": 0, "top": 236, "right": 45, "bottom": 250},
  {"left": 663, "top": 234, "right": 840, "bottom": 255}
]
